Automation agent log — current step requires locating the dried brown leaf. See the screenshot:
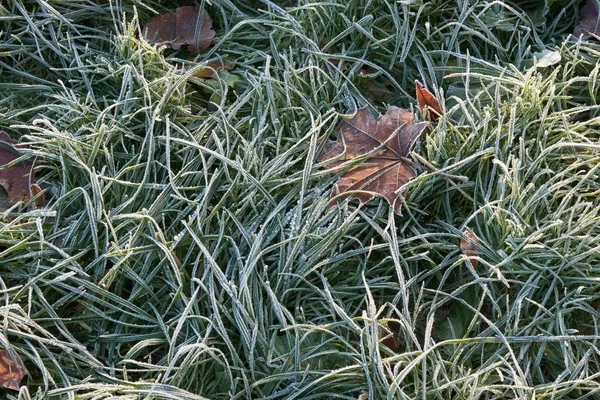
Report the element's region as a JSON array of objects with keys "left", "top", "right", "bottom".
[
  {"left": 0, "top": 131, "right": 37, "bottom": 205},
  {"left": 415, "top": 80, "right": 442, "bottom": 122},
  {"left": 25, "top": 183, "right": 45, "bottom": 208},
  {"left": 574, "top": 0, "right": 599, "bottom": 37},
  {"left": 142, "top": 6, "right": 215, "bottom": 54},
  {"left": 0, "top": 347, "right": 25, "bottom": 391},
  {"left": 194, "top": 60, "right": 235, "bottom": 78},
  {"left": 317, "top": 106, "right": 428, "bottom": 215},
  {"left": 460, "top": 227, "right": 479, "bottom": 268}
]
